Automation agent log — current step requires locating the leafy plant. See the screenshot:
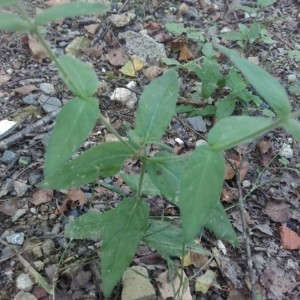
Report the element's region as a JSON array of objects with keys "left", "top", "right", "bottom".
[
  {"left": 230, "top": 0, "right": 277, "bottom": 15},
  {"left": 1, "top": 0, "right": 300, "bottom": 298},
  {"left": 221, "top": 22, "right": 275, "bottom": 49}
]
